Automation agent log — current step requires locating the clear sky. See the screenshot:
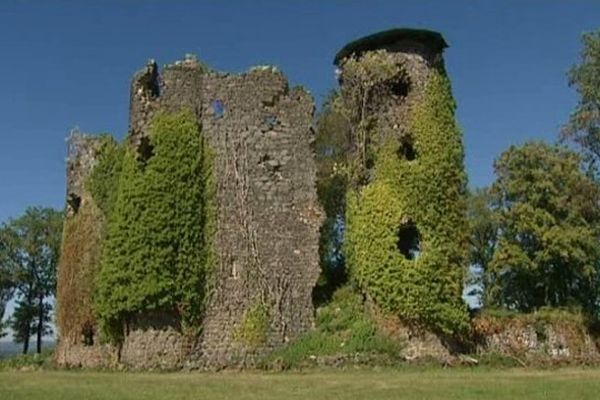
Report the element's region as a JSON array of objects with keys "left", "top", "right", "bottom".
[{"left": 0, "top": 1, "right": 599, "bottom": 222}]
